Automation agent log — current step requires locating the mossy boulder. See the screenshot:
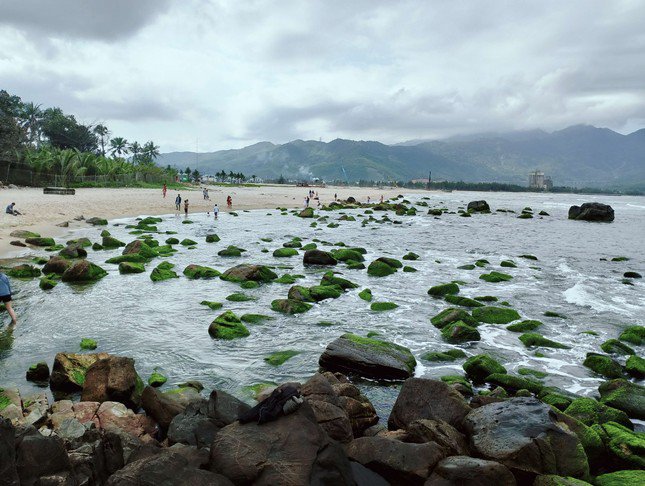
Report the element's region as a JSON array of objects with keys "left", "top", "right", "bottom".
[
  {"left": 148, "top": 370, "right": 168, "bottom": 387},
  {"left": 320, "top": 272, "right": 357, "bottom": 289},
  {"left": 205, "top": 233, "right": 220, "bottom": 243},
  {"left": 118, "top": 262, "right": 145, "bottom": 274},
  {"left": 625, "top": 355, "right": 645, "bottom": 379},
  {"left": 598, "top": 379, "right": 645, "bottom": 419},
  {"left": 221, "top": 264, "right": 277, "bottom": 283},
  {"left": 208, "top": 311, "right": 250, "bottom": 339},
  {"left": 39, "top": 276, "right": 57, "bottom": 290},
  {"left": 26, "top": 361, "right": 50, "bottom": 382},
  {"left": 25, "top": 236, "right": 56, "bottom": 247},
  {"left": 427, "top": 282, "right": 460, "bottom": 297},
  {"left": 241, "top": 314, "right": 273, "bottom": 324},
  {"left": 485, "top": 373, "right": 544, "bottom": 394},
  {"left": 593, "top": 421, "right": 645, "bottom": 469},
  {"left": 358, "top": 288, "right": 372, "bottom": 301},
  {"left": 179, "top": 238, "right": 197, "bottom": 247},
  {"left": 370, "top": 301, "right": 398, "bottom": 311},
  {"left": 50, "top": 351, "right": 110, "bottom": 392},
  {"left": 431, "top": 308, "right": 478, "bottom": 329},
  {"left": 472, "top": 306, "right": 520, "bottom": 324},
  {"left": 331, "top": 249, "right": 364, "bottom": 262},
  {"left": 226, "top": 292, "right": 254, "bottom": 302},
  {"left": 594, "top": 470, "right": 645, "bottom": 486},
  {"left": 218, "top": 245, "right": 245, "bottom": 257},
  {"left": 61, "top": 260, "right": 108, "bottom": 282},
  {"left": 309, "top": 285, "right": 343, "bottom": 301},
  {"left": 106, "top": 253, "right": 149, "bottom": 264},
  {"left": 520, "top": 333, "right": 571, "bottom": 349},
  {"left": 183, "top": 264, "right": 220, "bottom": 279},
  {"left": 200, "top": 301, "right": 223, "bottom": 310},
  {"left": 80, "top": 338, "right": 97, "bottom": 350},
  {"left": 7, "top": 264, "right": 41, "bottom": 279},
  {"left": 299, "top": 207, "right": 315, "bottom": 218},
  {"left": 500, "top": 260, "right": 517, "bottom": 268},
  {"left": 402, "top": 252, "right": 419, "bottom": 261},
  {"left": 463, "top": 354, "right": 507, "bottom": 383},
  {"left": 122, "top": 239, "right": 158, "bottom": 259},
  {"left": 264, "top": 350, "right": 300, "bottom": 366},
  {"left": 600, "top": 339, "right": 635, "bottom": 355},
  {"left": 150, "top": 261, "right": 179, "bottom": 282},
  {"left": 42, "top": 256, "right": 72, "bottom": 275},
  {"left": 583, "top": 353, "right": 623, "bottom": 378},
  {"left": 165, "top": 237, "right": 179, "bottom": 245},
  {"left": 271, "top": 299, "right": 312, "bottom": 314},
  {"left": 367, "top": 260, "right": 397, "bottom": 277},
  {"left": 102, "top": 236, "right": 126, "bottom": 249},
  {"left": 241, "top": 280, "right": 260, "bottom": 289},
  {"left": 11, "top": 229, "right": 40, "bottom": 239},
  {"left": 444, "top": 295, "right": 484, "bottom": 307},
  {"left": 318, "top": 332, "right": 416, "bottom": 380},
  {"left": 619, "top": 326, "right": 645, "bottom": 345},
  {"left": 58, "top": 244, "right": 88, "bottom": 259},
  {"left": 422, "top": 349, "right": 467, "bottom": 362},
  {"left": 564, "top": 398, "right": 632, "bottom": 428},
  {"left": 441, "top": 321, "right": 481, "bottom": 343},
  {"left": 273, "top": 247, "right": 298, "bottom": 258},
  {"left": 507, "top": 320, "right": 543, "bottom": 332},
  {"left": 479, "top": 271, "right": 513, "bottom": 282}
]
